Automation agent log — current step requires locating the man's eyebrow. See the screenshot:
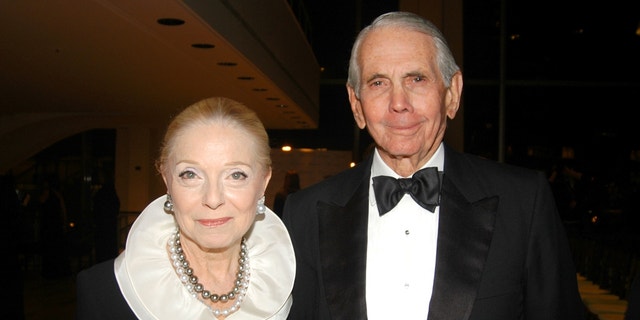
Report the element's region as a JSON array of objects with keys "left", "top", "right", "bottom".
[
  {"left": 365, "top": 73, "right": 386, "bottom": 83},
  {"left": 404, "top": 71, "right": 426, "bottom": 78}
]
